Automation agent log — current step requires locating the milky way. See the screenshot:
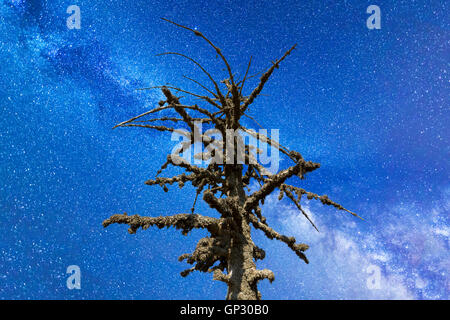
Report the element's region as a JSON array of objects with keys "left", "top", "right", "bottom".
[{"left": 0, "top": 0, "right": 448, "bottom": 299}]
